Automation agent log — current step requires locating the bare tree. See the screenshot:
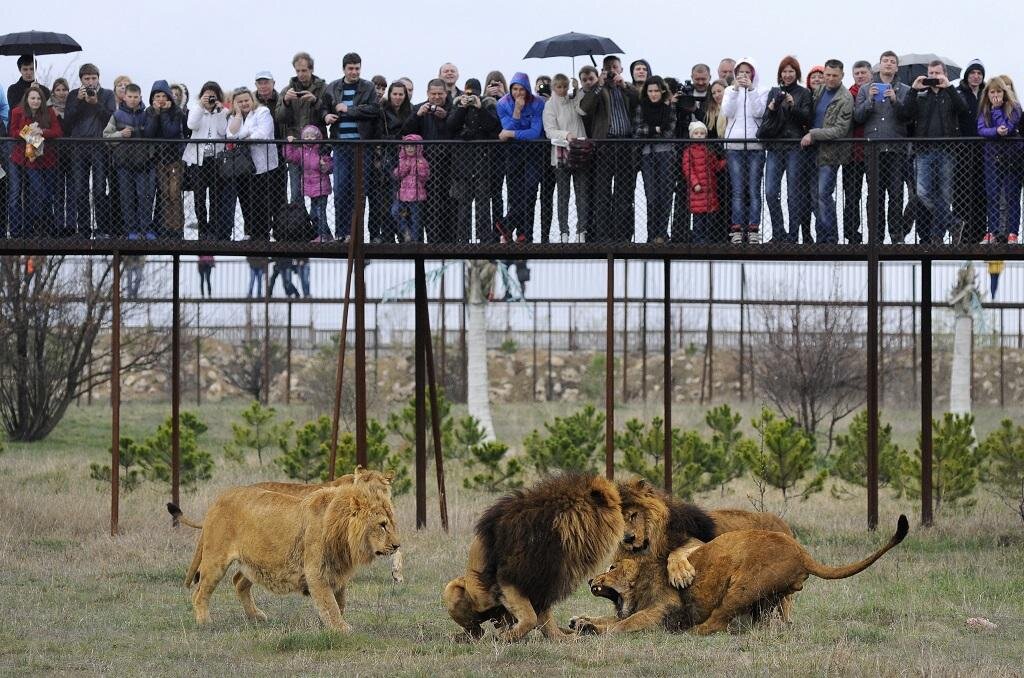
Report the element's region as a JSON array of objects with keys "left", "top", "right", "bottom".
[
  {"left": 754, "top": 301, "right": 866, "bottom": 453},
  {"left": 0, "top": 256, "right": 168, "bottom": 441}
]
